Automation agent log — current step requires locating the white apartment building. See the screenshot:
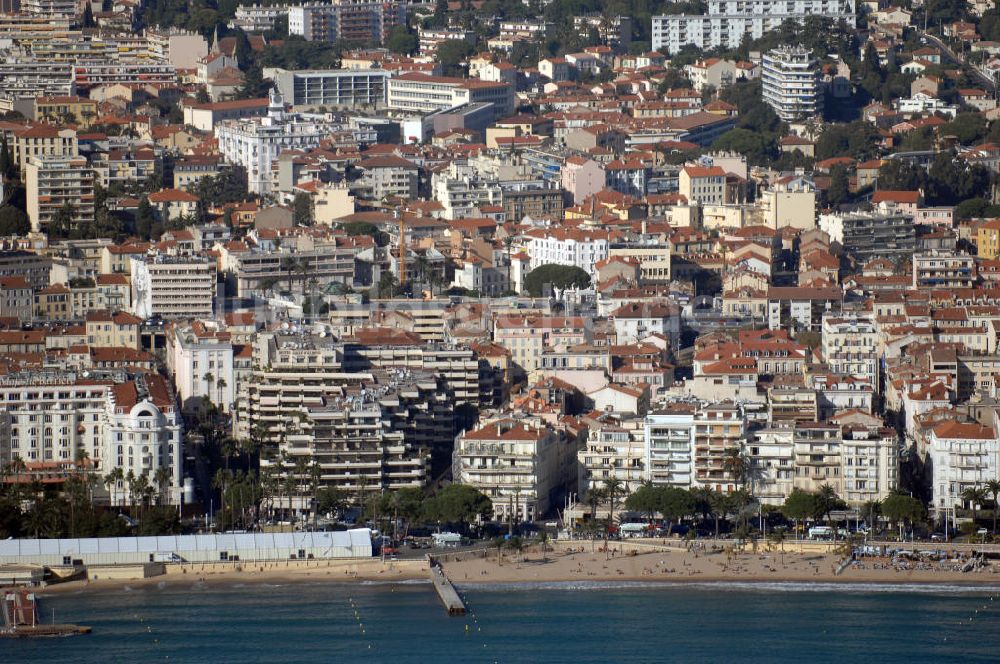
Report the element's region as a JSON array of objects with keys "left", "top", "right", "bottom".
[
  {"left": 929, "top": 421, "right": 998, "bottom": 516},
  {"left": 493, "top": 314, "right": 587, "bottom": 378},
  {"left": 231, "top": 4, "right": 286, "bottom": 32},
  {"left": 25, "top": 155, "right": 96, "bottom": 234},
  {"left": 0, "top": 373, "right": 110, "bottom": 466},
  {"left": 454, "top": 418, "right": 572, "bottom": 523},
  {"left": 215, "top": 89, "right": 340, "bottom": 194},
  {"left": 131, "top": 256, "right": 217, "bottom": 320},
  {"left": 684, "top": 58, "right": 741, "bottom": 92},
  {"left": 268, "top": 68, "right": 390, "bottom": 108},
  {"left": 523, "top": 227, "right": 610, "bottom": 278},
  {"left": 21, "top": 0, "right": 76, "bottom": 19},
  {"left": 168, "top": 322, "right": 236, "bottom": 413},
  {"left": 679, "top": 165, "right": 726, "bottom": 205},
  {"left": 841, "top": 425, "right": 898, "bottom": 506},
  {"left": 693, "top": 402, "right": 745, "bottom": 493},
  {"left": 579, "top": 416, "right": 646, "bottom": 496},
  {"left": 103, "top": 374, "right": 183, "bottom": 505},
  {"left": 762, "top": 46, "right": 823, "bottom": 122},
  {"left": 645, "top": 405, "right": 695, "bottom": 488},
  {"left": 386, "top": 73, "right": 514, "bottom": 120},
  {"left": 652, "top": 0, "right": 855, "bottom": 53},
  {"left": 821, "top": 314, "right": 879, "bottom": 384},
  {"left": 792, "top": 422, "right": 842, "bottom": 495},
  {"left": 611, "top": 302, "right": 681, "bottom": 349},
  {"left": 912, "top": 252, "right": 976, "bottom": 290},
  {"left": 288, "top": 0, "right": 404, "bottom": 44},
  {"left": 812, "top": 374, "right": 874, "bottom": 418},
  {"left": 418, "top": 27, "right": 476, "bottom": 55},
  {"left": 750, "top": 424, "right": 795, "bottom": 506},
  {"left": 240, "top": 333, "right": 440, "bottom": 500},
  {"left": 431, "top": 161, "right": 502, "bottom": 219}
]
